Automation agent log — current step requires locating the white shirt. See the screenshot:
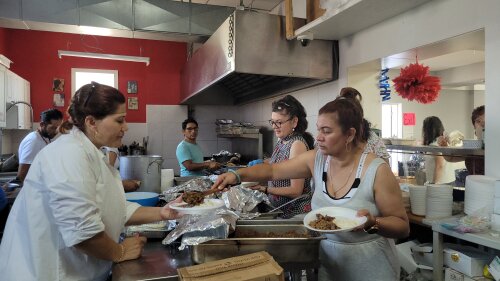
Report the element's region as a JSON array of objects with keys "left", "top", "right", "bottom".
[
  {"left": 101, "top": 146, "right": 120, "bottom": 169},
  {"left": 0, "top": 128, "right": 140, "bottom": 281},
  {"left": 18, "top": 130, "right": 50, "bottom": 164},
  {"left": 425, "top": 141, "right": 466, "bottom": 184}
]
